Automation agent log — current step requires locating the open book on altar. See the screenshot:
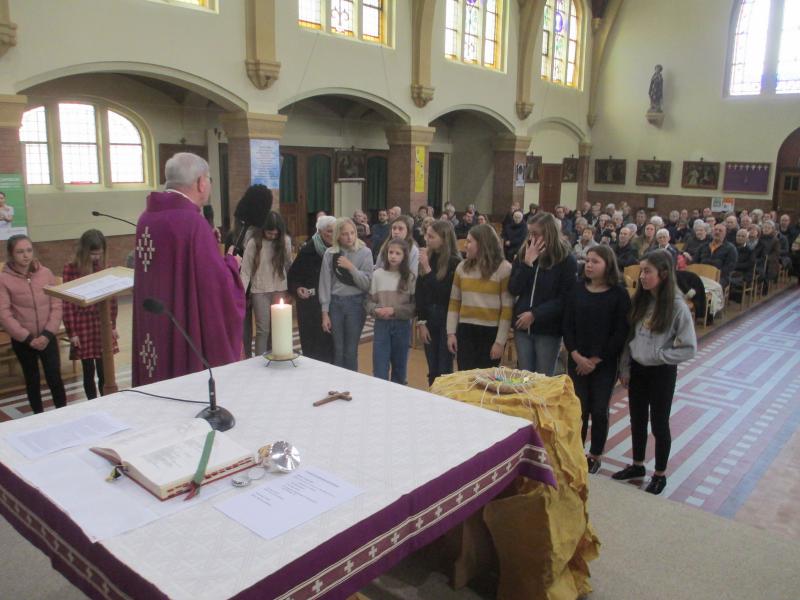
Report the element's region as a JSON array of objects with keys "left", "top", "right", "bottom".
[{"left": 91, "top": 419, "right": 255, "bottom": 500}]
